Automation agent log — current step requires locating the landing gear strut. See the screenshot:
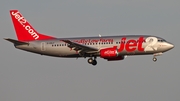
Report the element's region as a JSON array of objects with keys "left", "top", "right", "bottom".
[
  {"left": 87, "top": 57, "right": 97, "bottom": 66},
  {"left": 152, "top": 52, "right": 163, "bottom": 62}
]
